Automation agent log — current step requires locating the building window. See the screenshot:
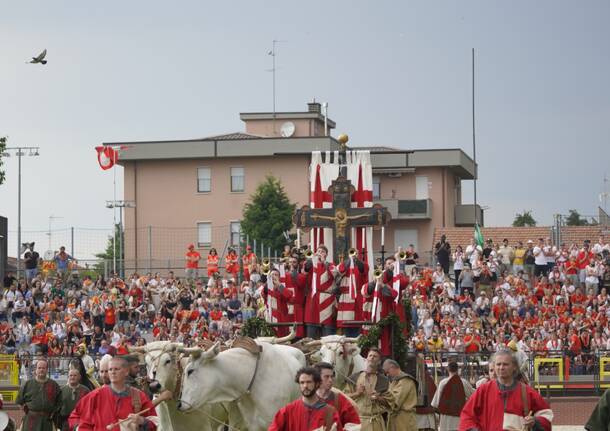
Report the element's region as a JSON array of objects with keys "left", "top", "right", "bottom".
[
  {"left": 197, "top": 167, "right": 211, "bottom": 192},
  {"left": 231, "top": 167, "right": 245, "bottom": 192},
  {"left": 373, "top": 176, "right": 380, "bottom": 199},
  {"left": 197, "top": 222, "right": 211, "bottom": 246},
  {"left": 230, "top": 222, "right": 241, "bottom": 246}
]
